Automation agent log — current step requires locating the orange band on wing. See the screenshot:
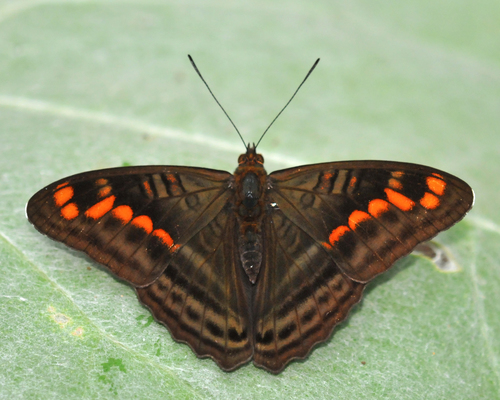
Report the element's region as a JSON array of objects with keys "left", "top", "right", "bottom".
[
  {"left": 328, "top": 225, "right": 350, "bottom": 245},
  {"left": 420, "top": 192, "right": 440, "bottom": 210},
  {"left": 322, "top": 242, "right": 333, "bottom": 250},
  {"left": 384, "top": 188, "right": 415, "bottom": 211},
  {"left": 426, "top": 176, "right": 446, "bottom": 196},
  {"left": 112, "top": 205, "right": 133, "bottom": 223},
  {"left": 388, "top": 178, "right": 403, "bottom": 190},
  {"left": 152, "top": 229, "right": 174, "bottom": 247},
  {"left": 143, "top": 181, "right": 153, "bottom": 197},
  {"left": 368, "top": 199, "right": 390, "bottom": 217},
  {"left": 95, "top": 178, "right": 108, "bottom": 186},
  {"left": 85, "top": 195, "right": 116, "bottom": 219},
  {"left": 131, "top": 215, "right": 153, "bottom": 234},
  {"left": 166, "top": 174, "right": 177, "bottom": 183},
  {"left": 54, "top": 186, "right": 74, "bottom": 207},
  {"left": 348, "top": 210, "right": 371, "bottom": 230},
  {"left": 56, "top": 182, "right": 69, "bottom": 189},
  {"left": 98, "top": 186, "right": 112, "bottom": 198},
  {"left": 61, "top": 203, "right": 79, "bottom": 220},
  {"left": 152, "top": 229, "right": 180, "bottom": 252}
]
